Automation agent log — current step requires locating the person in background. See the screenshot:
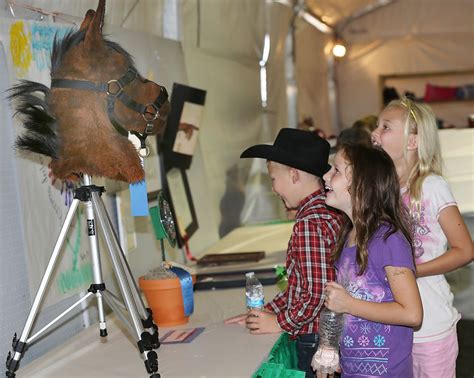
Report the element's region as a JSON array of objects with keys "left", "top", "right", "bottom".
[
  {"left": 320, "top": 144, "right": 423, "bottom": 377},
  {"left": 352, "top": 115, "right": 378, "bottom": 136},
  {"left": 372, "top": 97, "right": 473, "bottom": 378},
  {"left": 225, "top": 128, "right": 342, "bottom": 377},
  {"left": 335, "top": 115, "right": 377, "bottom": 151}
]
